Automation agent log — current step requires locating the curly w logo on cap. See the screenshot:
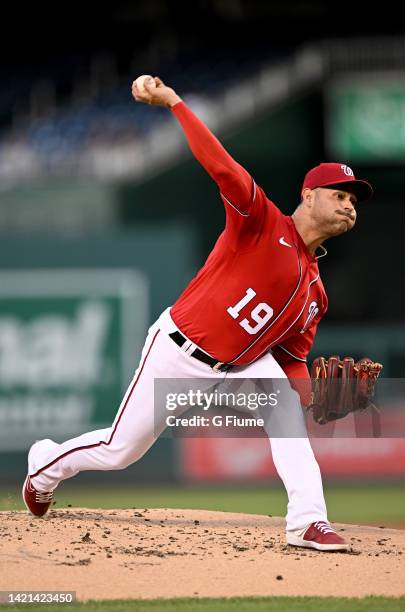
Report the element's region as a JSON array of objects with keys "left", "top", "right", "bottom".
[{"left": 302, "top": 162, "right": 373, "bottom": 202}]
